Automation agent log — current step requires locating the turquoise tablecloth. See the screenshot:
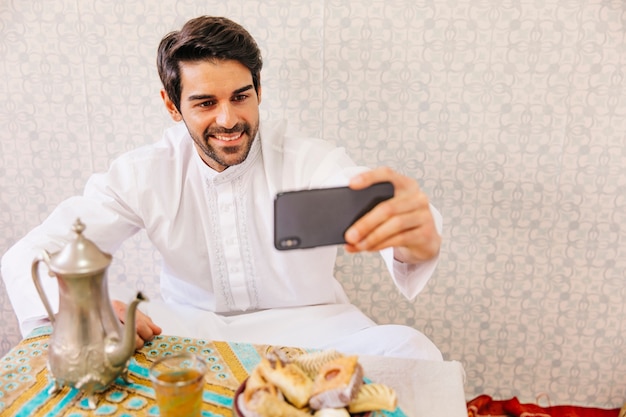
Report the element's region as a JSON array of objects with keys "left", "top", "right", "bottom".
[{"left": 0, "top": 327, "right": 406, "bottom": 417}]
